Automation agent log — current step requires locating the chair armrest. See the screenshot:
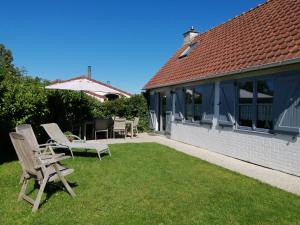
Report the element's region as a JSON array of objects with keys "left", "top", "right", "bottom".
[
  {"left": 39, "top": 145, "right": 60, "bottom": 156},
  {"left": 37, "top": 155, "right": 71, "bottom": 168},
  {"left": 46, "top": 139, "right": 58, "bottom": 144},
  {"left": 39, "top": 143, "right": 50, "bottom": 147},
  {"left": 66, "top": 134, "right": 82, "bottom": 140},
  {"left": 39, "top": 153, "right": 66, "bottom": 161}
]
